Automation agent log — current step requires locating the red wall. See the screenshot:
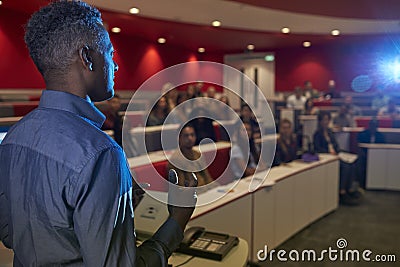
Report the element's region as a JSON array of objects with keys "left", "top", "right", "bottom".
[
  {"left": 0, "top": 10, "right": 45, "bottom": 88},
  {"left": 2, "top": 8, "right": 400, "bottom": 94},
  {"left": 0, "top": 8, "right": 223, "bottom": 91},
  {"left": 275, "top": 35, "right": 400, "bottom": 93}
]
